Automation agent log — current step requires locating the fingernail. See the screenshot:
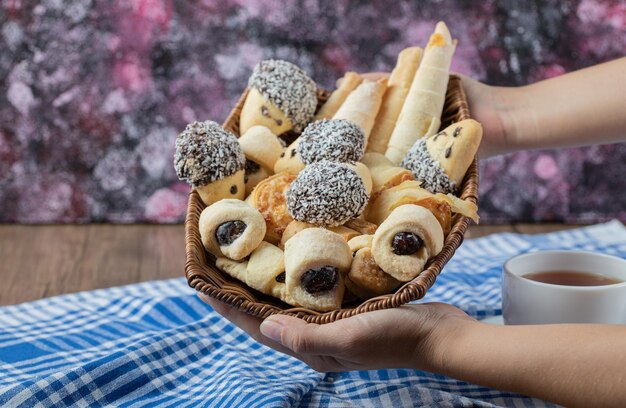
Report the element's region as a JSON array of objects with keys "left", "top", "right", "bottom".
[{"left": 260, "top": 318, "right": 284, "bottom": 343}]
